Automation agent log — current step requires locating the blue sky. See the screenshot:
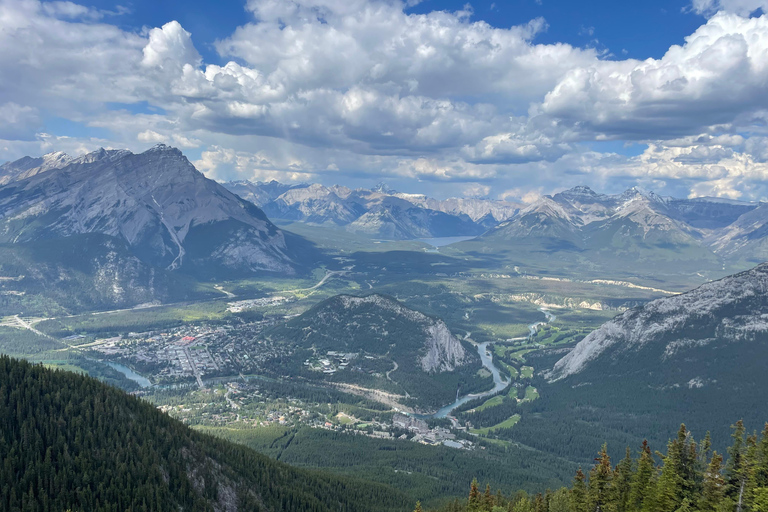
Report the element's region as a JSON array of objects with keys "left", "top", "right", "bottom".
[
  {"left": 2, "top": 0, "right": 768, "bottom": 201},
  {"left": 79, "top": 0, "right": 708, "bottom": 62}
]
